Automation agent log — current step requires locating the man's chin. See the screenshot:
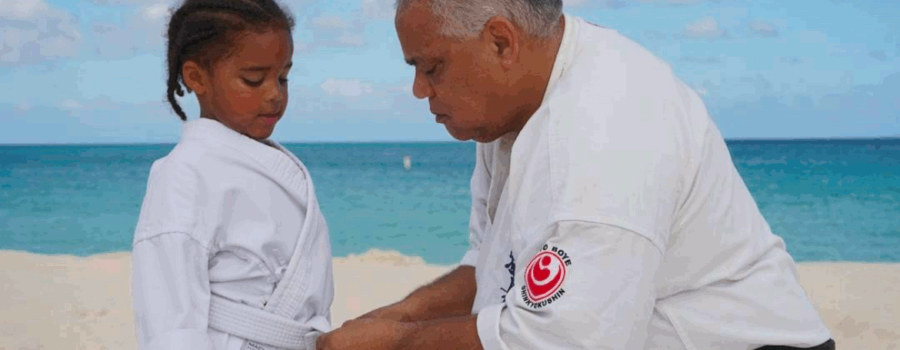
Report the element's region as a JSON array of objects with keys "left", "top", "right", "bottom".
[
  {"left": 443, "top": 125, "right": 474, "bottom": 142},
  {"left": 446, "top": 128, "right": 502, "bottom": 143},
  {"left": 443, "top": 124, "right": 505, "bottom": 143}
]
